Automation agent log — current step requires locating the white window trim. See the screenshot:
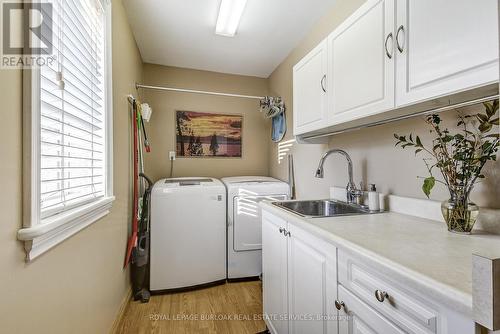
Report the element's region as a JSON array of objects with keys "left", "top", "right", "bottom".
[{"left": 18, "top": 0, "right": 114, "bottom": 262}]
